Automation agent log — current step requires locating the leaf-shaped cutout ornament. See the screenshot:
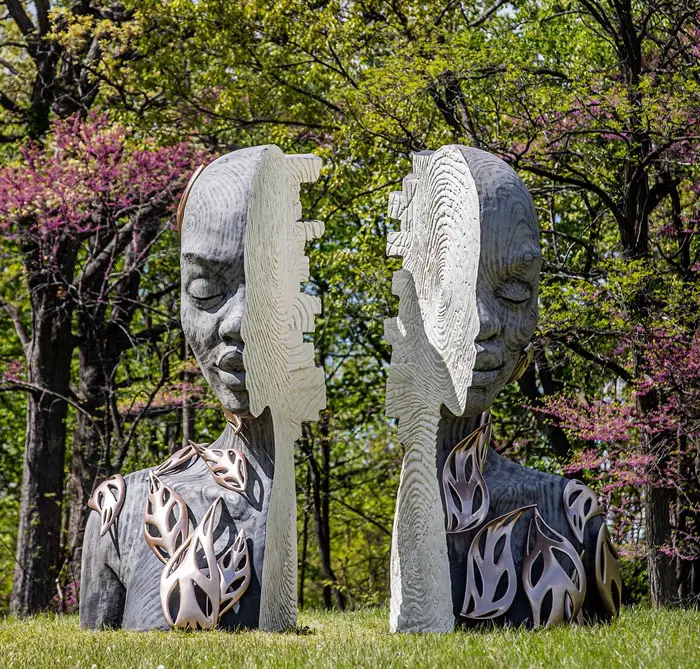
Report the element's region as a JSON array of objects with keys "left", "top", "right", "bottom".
[
  {"left": 88, "top": 475, "right": 126, "bottom": 537},
  {"left": 144, "top": 471, "right": 189, "bottom": 564},
  {"left": 562, "top": 479, "right": 604, "bottom": 543},
  {"left": 505, "top": 342, "right": 533, "bottom": 385},
  {"left": 155, "top": 443, "right": 199, "bottom": 476},
  {"left": 160, "top": 497, "right": 221, "bottom": 630},
  {"left": 595, "top": 523, "right": 622, "bottom": 618},
  {"left": 461, "top": 505, "right": 535, "bottom": 620},
  {"left": 191, "top": 440, "right": 248, "bottom": 493},
  {"left": 218, "top": 529, "right": 252, "bottom": 617},
  {"left": 442, "top": 423, "right": 491, "bottom": 533},
  {"left": 522, "top": 508, "right": 587, "bottom": 628}
]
